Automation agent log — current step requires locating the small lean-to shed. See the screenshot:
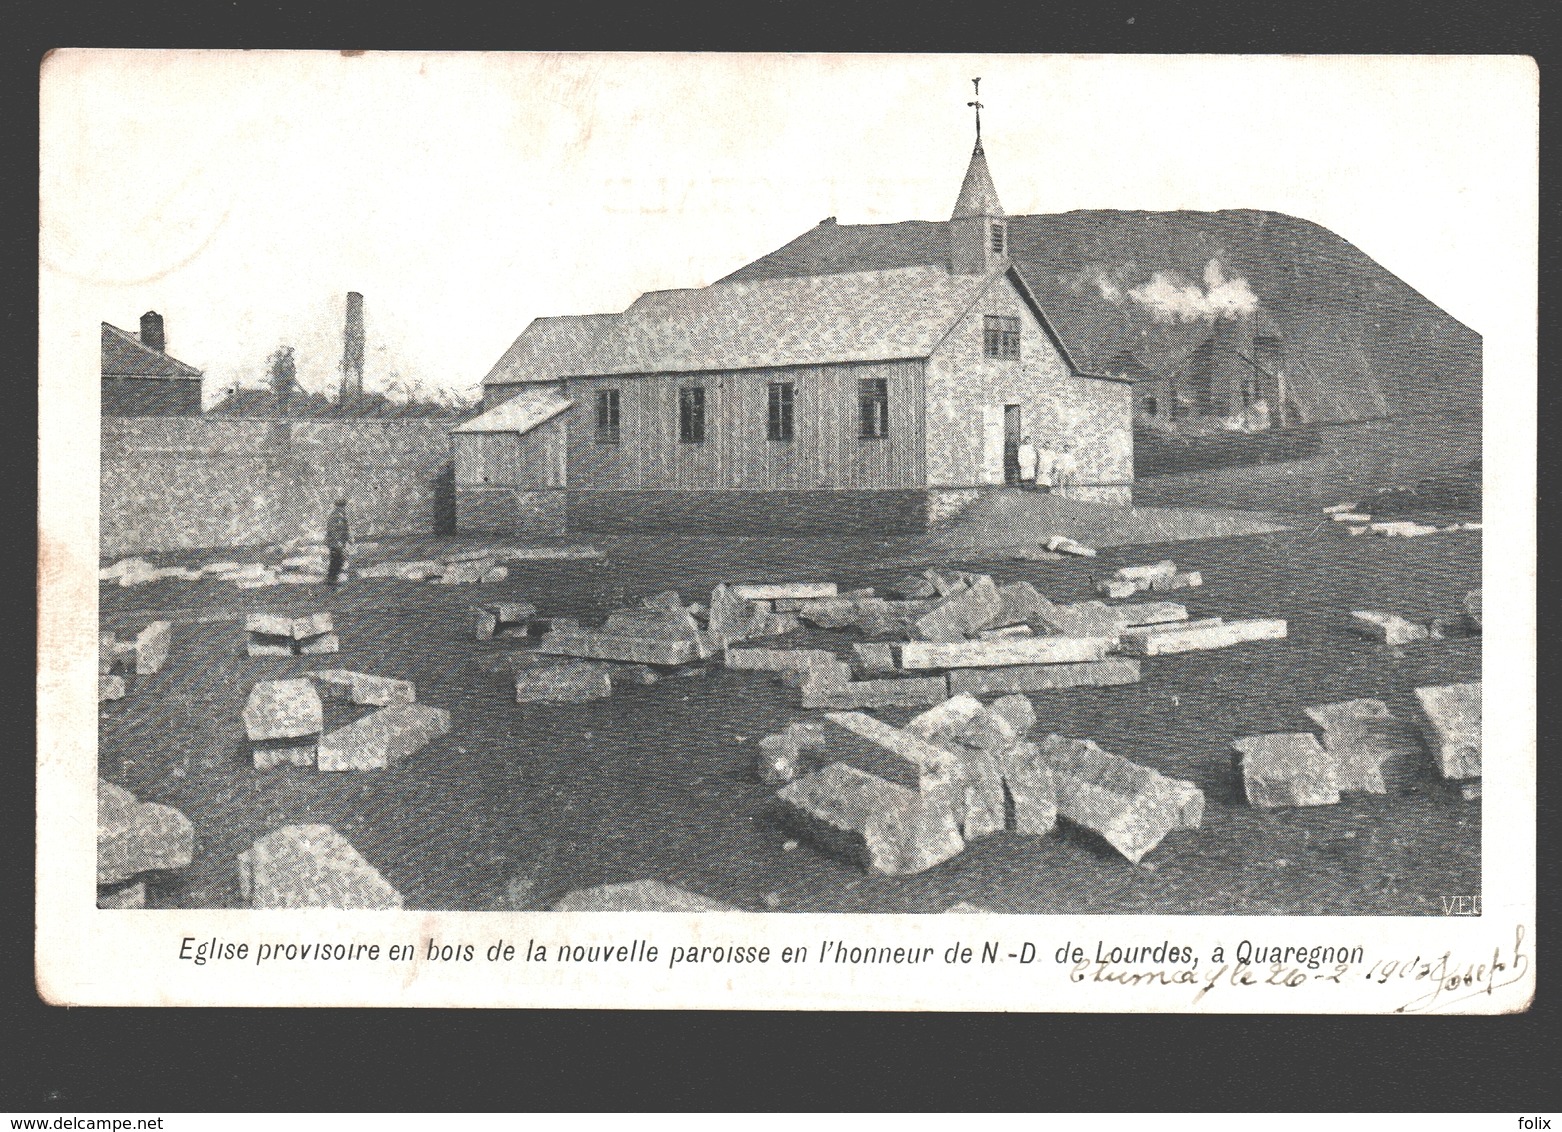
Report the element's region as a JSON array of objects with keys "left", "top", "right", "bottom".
[{"left": 450, "top": 386, "right": 572, "bottom": 534}]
